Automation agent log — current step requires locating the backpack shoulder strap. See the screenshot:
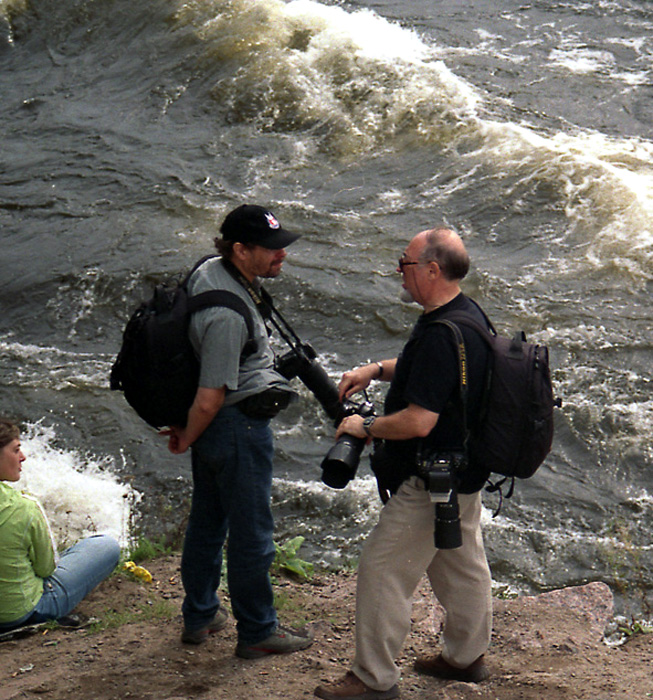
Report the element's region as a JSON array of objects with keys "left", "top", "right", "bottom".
[
  {"left": 187, "top": 289, "right": 258, "bottom": 356},
  {"left": 181, "top": 255, "right": 219, "bottom": 287},
  {"left": 434, "top": 310, "right": 495, "bottom": 342},
  {"left": 429, "top": 319, "right": 468, "bottom": 397},
  {"left": 441, "top": 310, "right": 527, "bottom": 358}
]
